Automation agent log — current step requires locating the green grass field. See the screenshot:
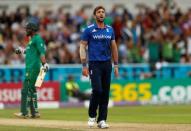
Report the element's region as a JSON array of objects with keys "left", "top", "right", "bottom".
[
  {"left": 1, "top": 105, "right": 191, "bottom": 130},
  {"left": 1, "top": 105, "right": 191, "bottom": 123},
  {"left": 0, "top": 125, "right": 73, "bottom": 131}
]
